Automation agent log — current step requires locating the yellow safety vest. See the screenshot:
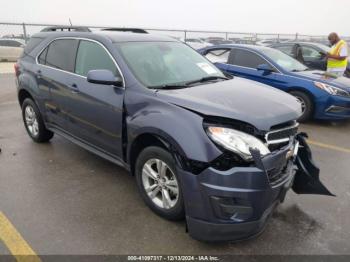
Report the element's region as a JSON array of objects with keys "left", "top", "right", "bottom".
[{"left": 327, "top": 39, "right": 348, "bottom": 69}]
